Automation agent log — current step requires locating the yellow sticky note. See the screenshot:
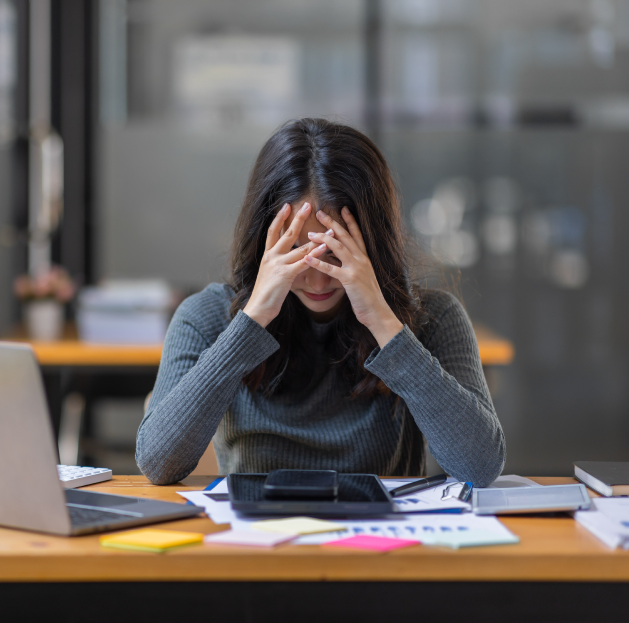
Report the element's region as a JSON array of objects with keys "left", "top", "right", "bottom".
[
  {"left": 251, "top": 517, "right": 345, "bottom": 535},
  {"left": 100, "top": 529, "right": 204, "bottom": 553}
]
